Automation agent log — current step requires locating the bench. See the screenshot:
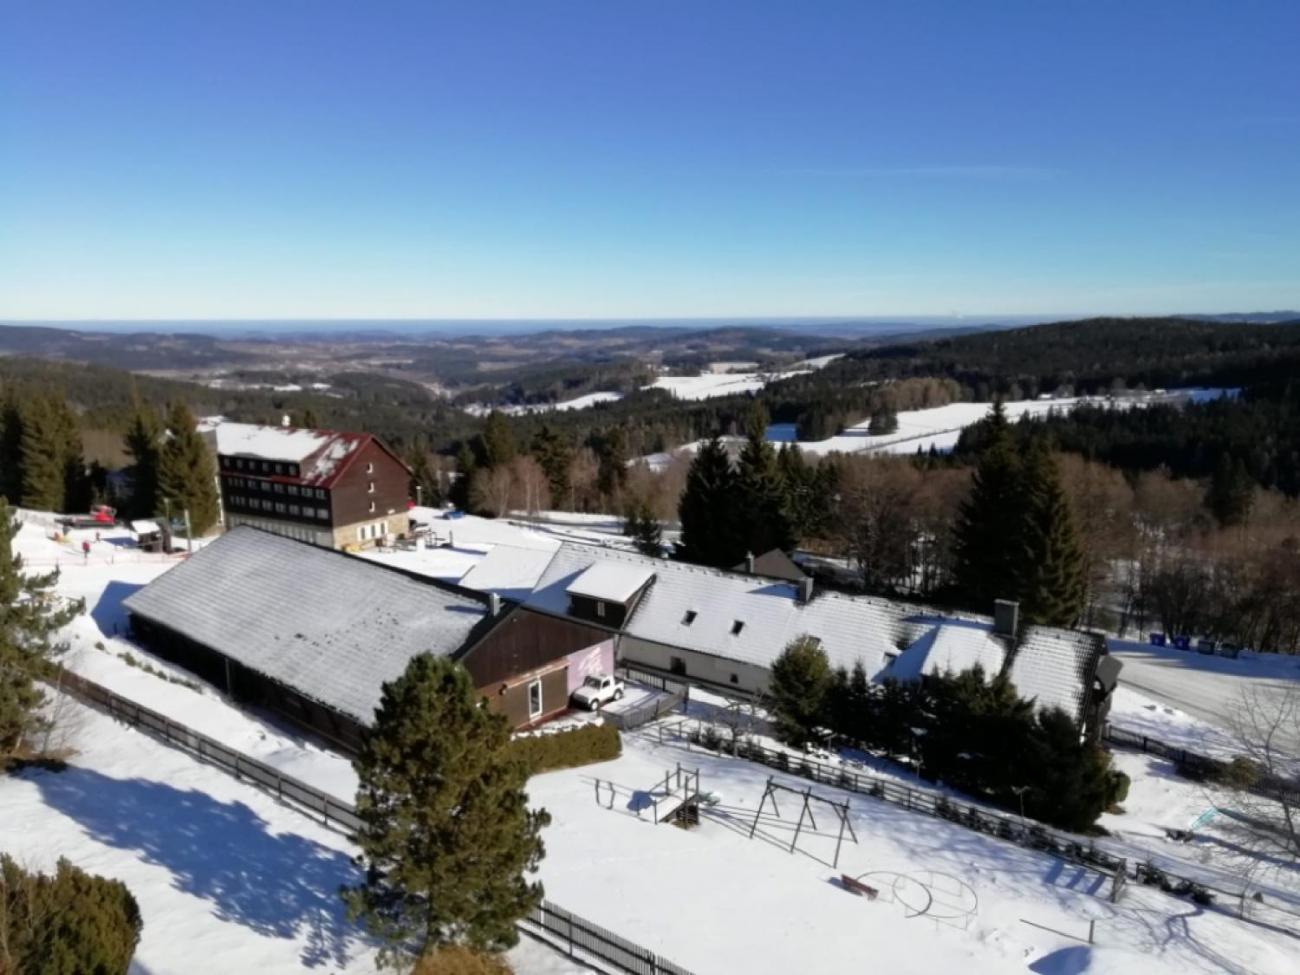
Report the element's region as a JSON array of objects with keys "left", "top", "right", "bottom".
[{"left": 840, "top": 874, "right": 878, "bottom": 899}]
